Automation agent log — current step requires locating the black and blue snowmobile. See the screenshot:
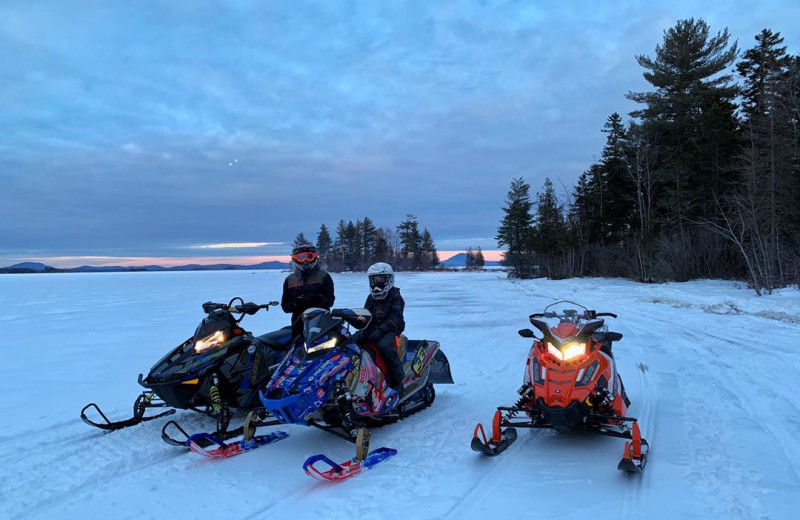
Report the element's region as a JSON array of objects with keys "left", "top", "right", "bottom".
[{"left": 80, "top": 298, "right": 293, "bottom": 446}]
